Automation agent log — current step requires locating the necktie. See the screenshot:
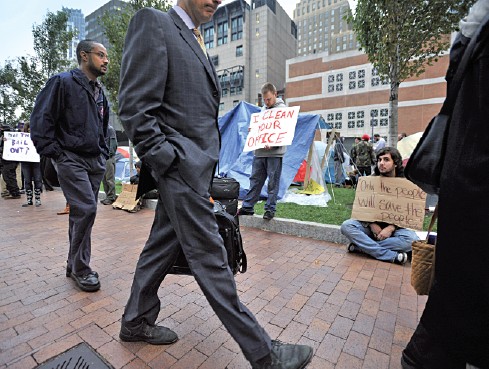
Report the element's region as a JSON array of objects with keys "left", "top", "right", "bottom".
[{"left": 192, "top": 28, "right": 207, "bottom": 55}]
